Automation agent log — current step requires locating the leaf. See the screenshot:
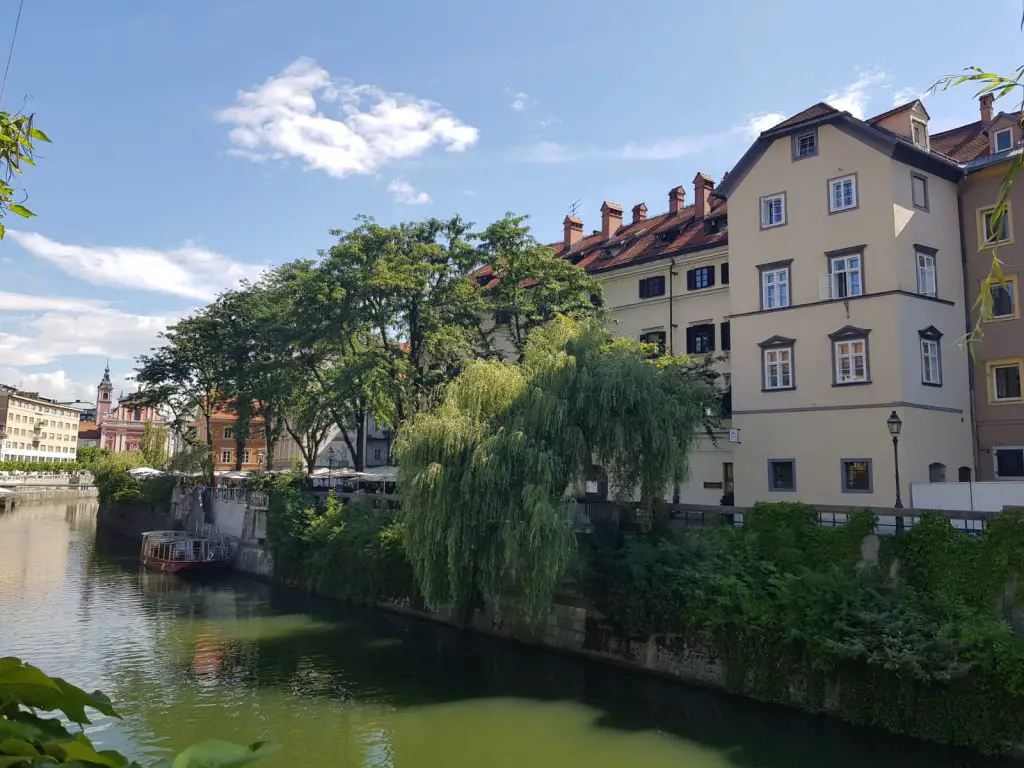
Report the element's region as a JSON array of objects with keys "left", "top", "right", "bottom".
[
  {"left": 0, "top": 758, "right": 32, "bottom": 768},
  {"left": 170, "top": 740, "right": 279, "bottom": 768},
  {"left": 0, "top": 739, "right": 39, "bottom": 757},
  {"left": 0, "top": 222, "right": 5, "bottom": 238},
  {"left": 43, "top": 733, "right": 129, "bottom": 767},
  {"left": 7, "top": 204, "right": 34, "bottom": 218},
  {"left": 0, "top": 720, "right": 45, "bottom": 742},
  {"left": 27, "top": 128, "right": 50, "bottom": 143}
]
